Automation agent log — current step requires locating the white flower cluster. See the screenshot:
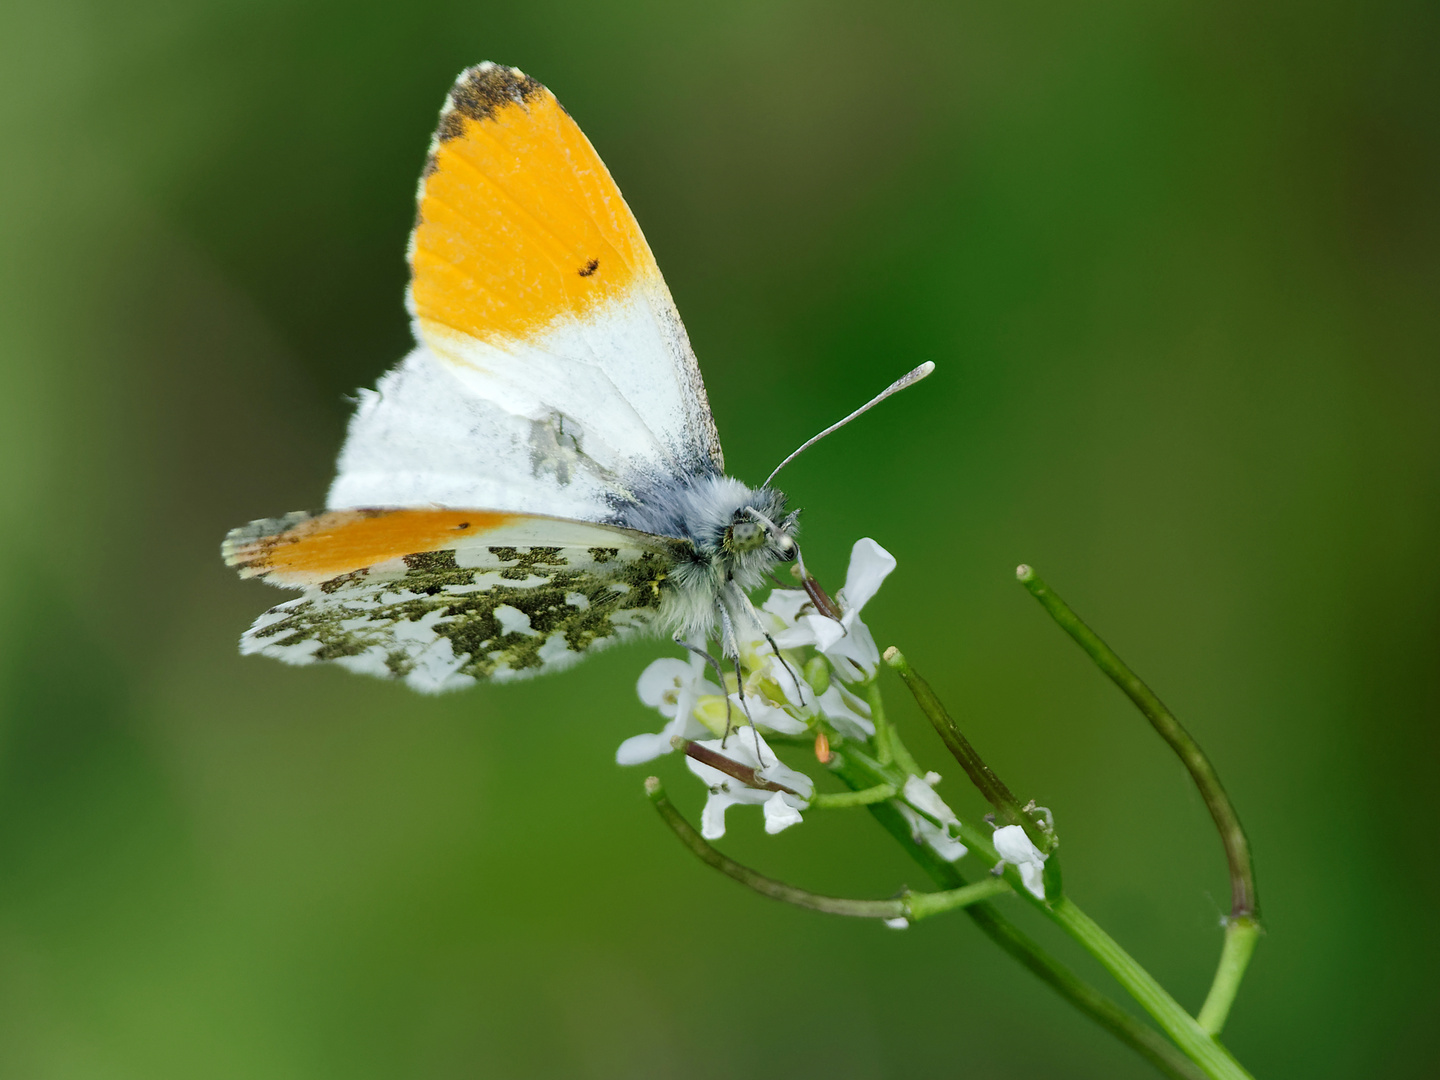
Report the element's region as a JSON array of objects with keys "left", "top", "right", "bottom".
[{"left": 620, "top": 539, "right": 987, "bottom": 882}]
